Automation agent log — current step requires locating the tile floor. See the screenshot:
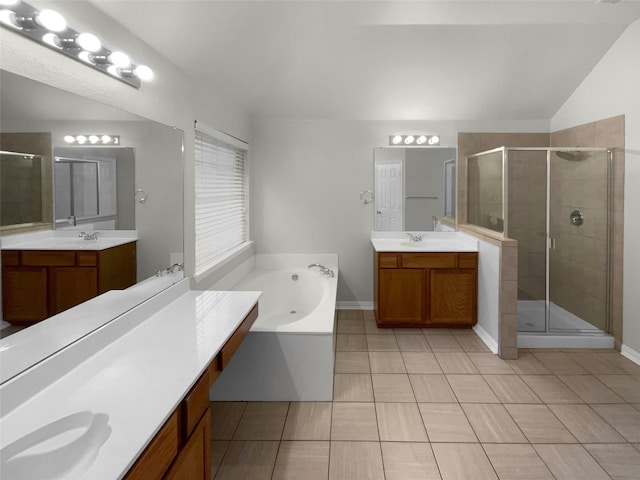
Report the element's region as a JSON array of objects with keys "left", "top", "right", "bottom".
[{"left": 210, "top": 310, "right": 640, "bottom": 480}]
